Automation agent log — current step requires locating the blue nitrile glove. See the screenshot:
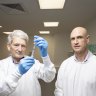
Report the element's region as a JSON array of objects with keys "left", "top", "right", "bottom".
[
  {"left": 18, "top": 56, "right": 35, "bottom": 75},
  {"left": 34, "top": 35, "right": 48, "bottom": 57}
]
